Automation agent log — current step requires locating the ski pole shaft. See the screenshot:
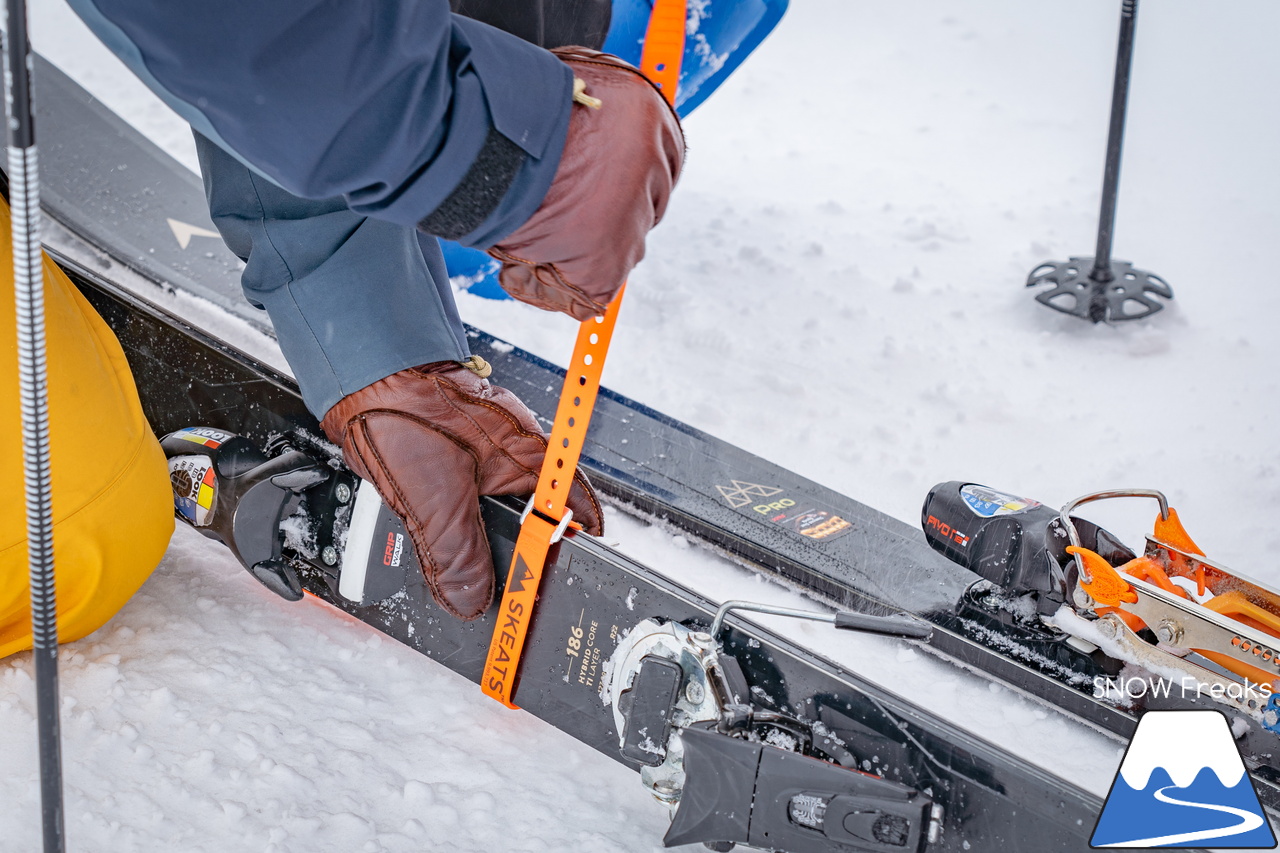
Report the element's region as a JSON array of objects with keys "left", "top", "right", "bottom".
[
  {"left": 4, "top": 0, "right": 67, "bottom": 849},
  {"left": 1091, "top": 0, "right": 1139, "bottom": 283}
]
